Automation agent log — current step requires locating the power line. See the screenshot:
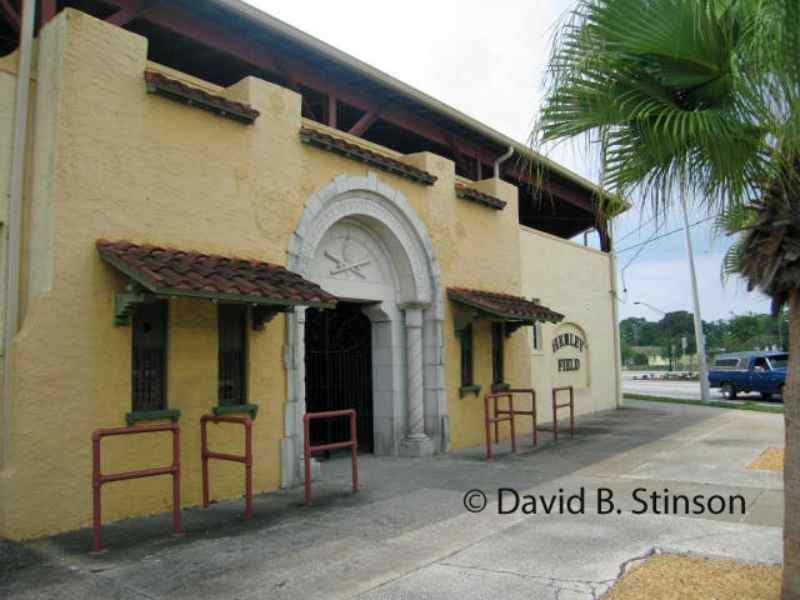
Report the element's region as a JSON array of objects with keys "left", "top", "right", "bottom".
[
  {"left": 615, "top": 215, "right": 716, "bottom": 254},
  {"left": 615, "top": 212, "right": 662, "bottom": 244}
]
